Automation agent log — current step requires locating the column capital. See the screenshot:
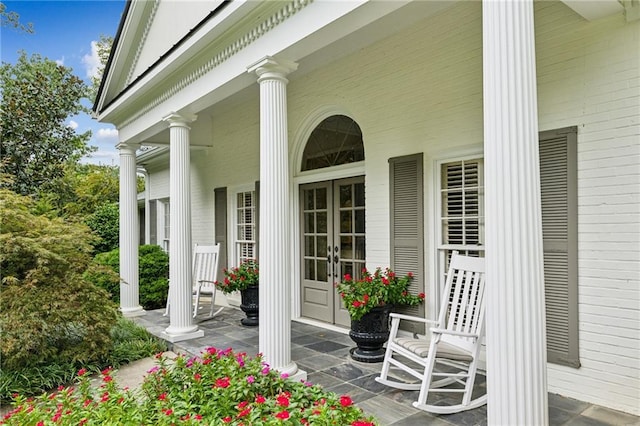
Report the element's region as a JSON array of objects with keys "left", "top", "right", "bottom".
[
  {"left": 247, "top": 56, "right": 298, "bottom": 83},
  {"left": 163, "top": 112, "right": 197, "bottom": 128},
  {"left": 116, "top": 142, "right": 140, "bottom": 154}
]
